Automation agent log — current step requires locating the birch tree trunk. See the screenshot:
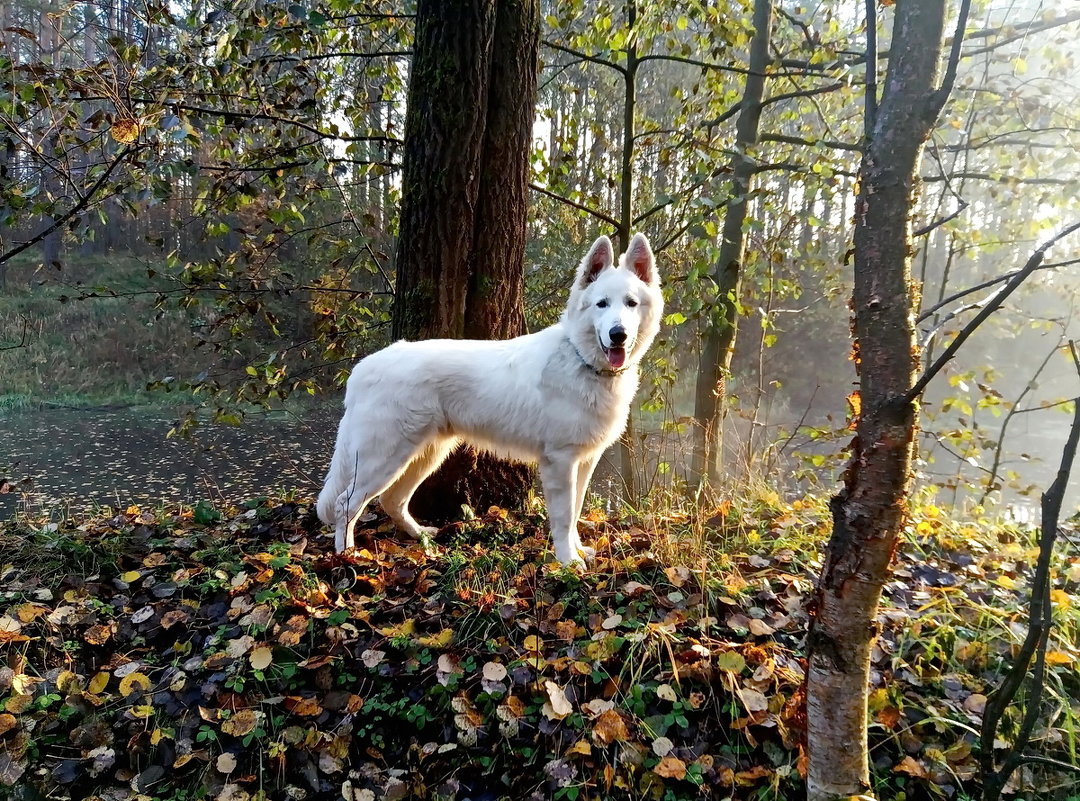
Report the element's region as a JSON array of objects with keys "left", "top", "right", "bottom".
[{"left": 806, "top": 2, "right": 959, "bottom": 798}]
